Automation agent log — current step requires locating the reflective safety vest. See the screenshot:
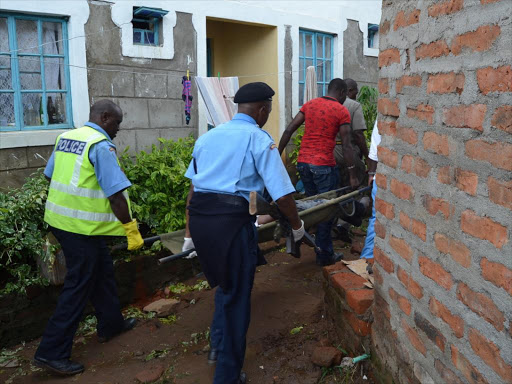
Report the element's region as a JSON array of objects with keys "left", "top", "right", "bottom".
[{"left": 44, "top": 126, "right": 130, "bottom": 236}]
